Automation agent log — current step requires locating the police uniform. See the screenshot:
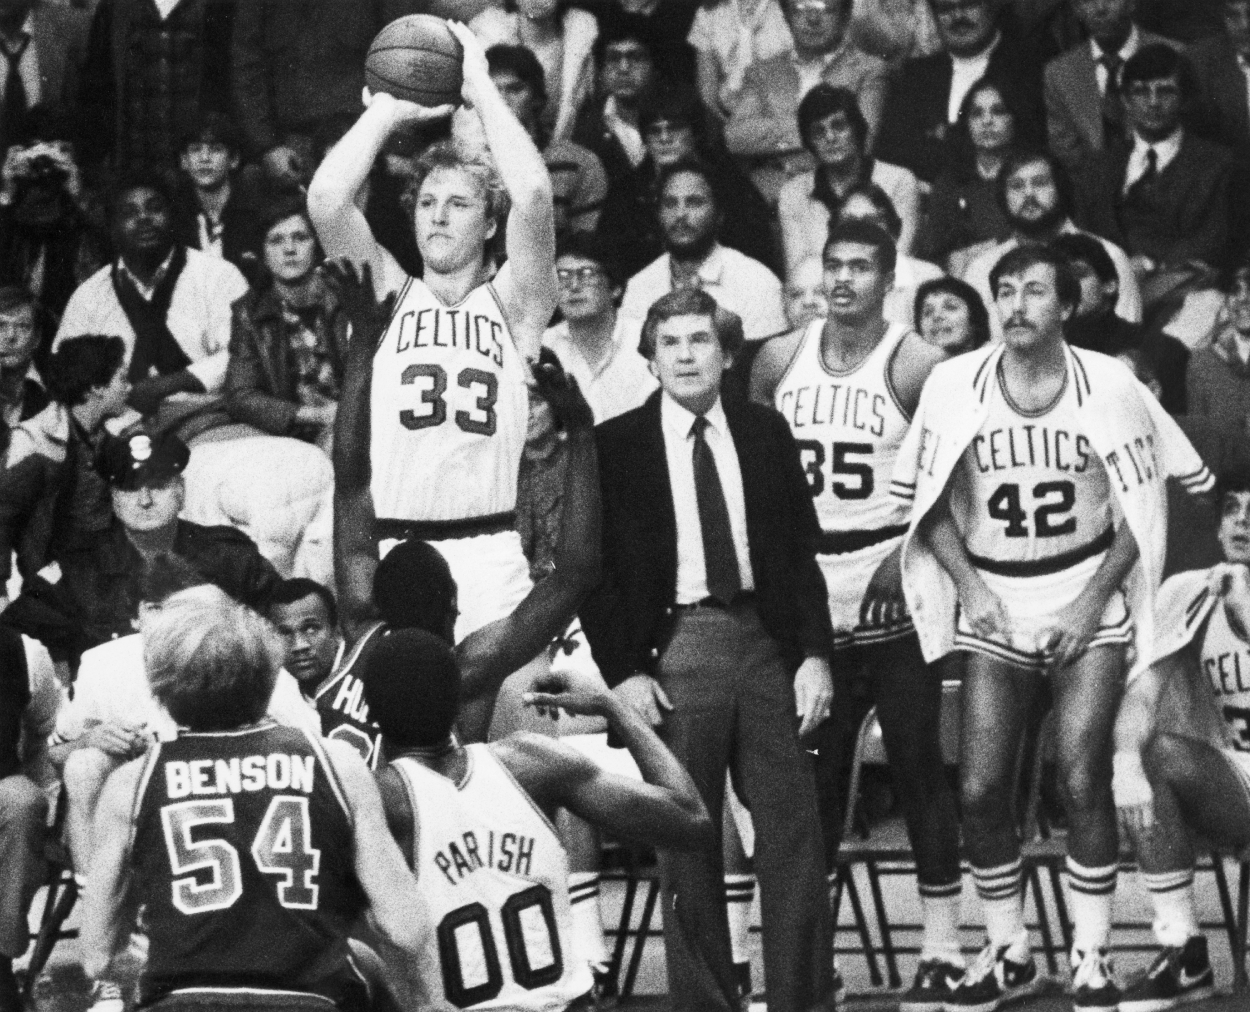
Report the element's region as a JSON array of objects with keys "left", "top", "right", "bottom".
[
  {"left": 130, "top": 721, "right": 369, "bottom": 1010},
  {"left": 371, "top": 279, "right": 532, "bottom": 642},
  {"left": 772, "top": 319, "right": 914, "bottom": 647},
  {"left": 950, "top": 363, "right": 1132, "bottom": 669},
  {"left": 314, "top": 624, "right": 386, "bottom": 770},
  {"left": 391, "top": 744, "right": 593, "bottom": 1012}
]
